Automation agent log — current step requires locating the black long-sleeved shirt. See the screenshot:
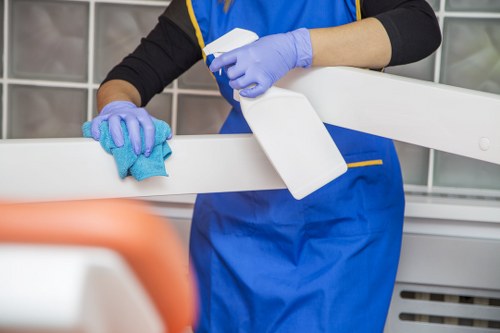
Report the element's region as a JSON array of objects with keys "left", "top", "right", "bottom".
[{"left": 103, "top": 0, "right": 441, "bottom": 106}]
